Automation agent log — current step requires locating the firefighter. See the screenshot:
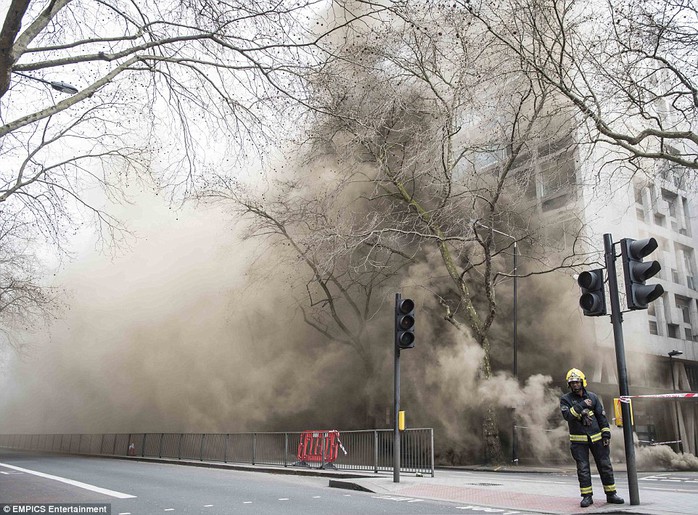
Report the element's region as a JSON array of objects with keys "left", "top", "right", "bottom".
[{"left": 560, "top": 368, "right": 625, "bottom": 508}]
